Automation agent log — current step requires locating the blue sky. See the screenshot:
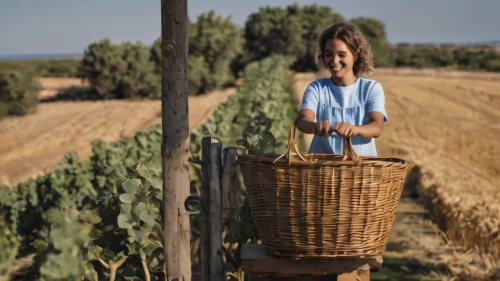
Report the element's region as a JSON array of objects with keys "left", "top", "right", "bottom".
[{"left": 0, "top": 0, "right": 499, "bottom": 55}]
